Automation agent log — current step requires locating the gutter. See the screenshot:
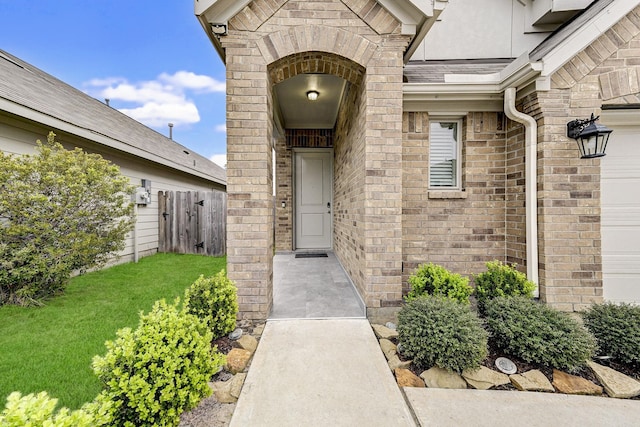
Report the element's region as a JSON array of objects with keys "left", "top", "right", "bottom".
[
  {"left": 0, "top": 98, "right": 226, "bottom": 188},
  {"left": 403, "top": 53, "right": 543, "bottom": 103},
  {"left": 504, "top": 87, "right": 539, "bottom": 295}
]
